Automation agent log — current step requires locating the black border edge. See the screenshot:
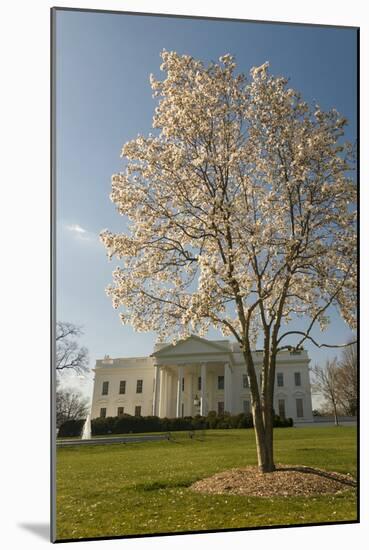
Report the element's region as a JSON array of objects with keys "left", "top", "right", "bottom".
[
  {"left": 53, "top": 519, "right": 359, "bottom": 544},
  {"left": 50, "top": 5, "right": 360, "bottom": 544},
  {"left": 51, "top": 5, "right": 359, "bottom": 30}
]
